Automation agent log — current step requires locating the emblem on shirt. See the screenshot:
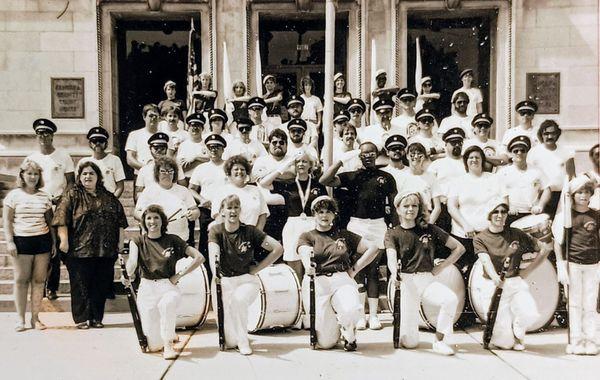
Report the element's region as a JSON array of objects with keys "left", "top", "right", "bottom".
[
  {"left": 238, "top": 241, "right": 251, "bottom": 254},
  {"left": 484, "top": 147, "right": 496, "bottom": 157},
  {"left": 335, "top": 239, "right": 348, "bottom": 254},
  {"left": 584, "top": 221, "right": 596, "bottom": 232},
  {"left": 407, "top": 123, "right": 418, "bottom": 137},
  {"left": 161, "top": 247, "right": 174, "bottom": 258},
  {"left": 509, "top": 240, "right": 520, "bottom": 252},
  {"left": 311, "top": 188, "right": 321, "bottom": 196},
  {"left": 419, "top": 234, "right": 432, "bottom": 246},
  {"left": 377, "top": 176, "right": 386, "bottom": 185}
]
